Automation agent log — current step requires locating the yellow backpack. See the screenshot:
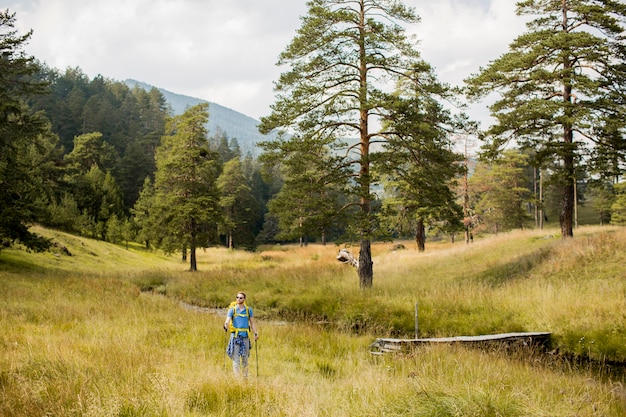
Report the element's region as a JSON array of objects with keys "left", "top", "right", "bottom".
[{"left": 227, "top": 301, "right": 250, "bottom": 336}]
